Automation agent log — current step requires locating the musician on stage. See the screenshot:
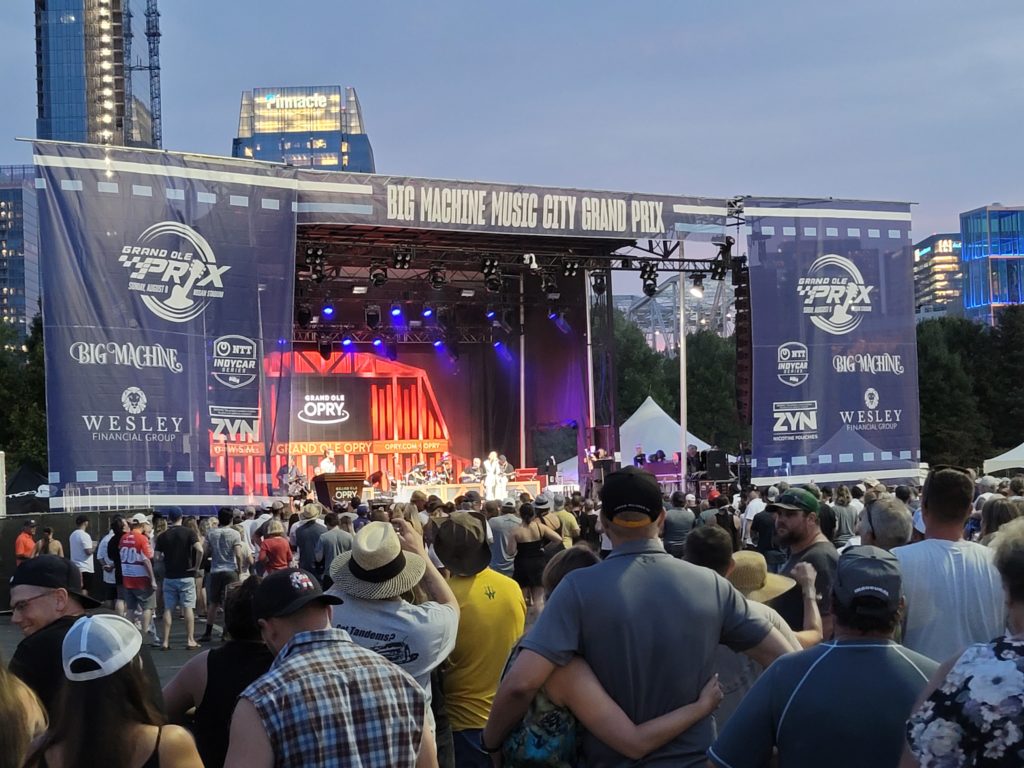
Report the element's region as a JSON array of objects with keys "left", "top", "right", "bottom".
[
  {"left": 483, "top": 451, "right": 505, "bottom": 500},
  {"left": 460, "top": 457, "right": 483, "bottom": 483},
  {"left": 632, "top": 445, "right": 646, "bottom": 468},
  {"left": 495, "top": 454, "right": 515, "bottom": 500},
  {"left": 318, "top": 448, "right": 336, "bottom": 475},
  {"left": 434, "top": 452, "right": 453, "bottom": 484}
]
